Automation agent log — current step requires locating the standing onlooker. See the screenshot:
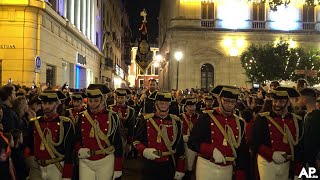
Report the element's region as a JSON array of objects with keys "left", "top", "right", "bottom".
[
  {"left": 0, "top": 105, "right": 3, "bottom": 131},
  {"left": 299, "top": 88, "right": 320, "bottom": 176},
  {"left": 0, "top": 85, "right": 20, "bottom": 132},
  {"left": 0, "top": 132, "right": 11, "bottom": 180},
  {"left": 10, "top": 129, "right": 27, "bottom": 180}
]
